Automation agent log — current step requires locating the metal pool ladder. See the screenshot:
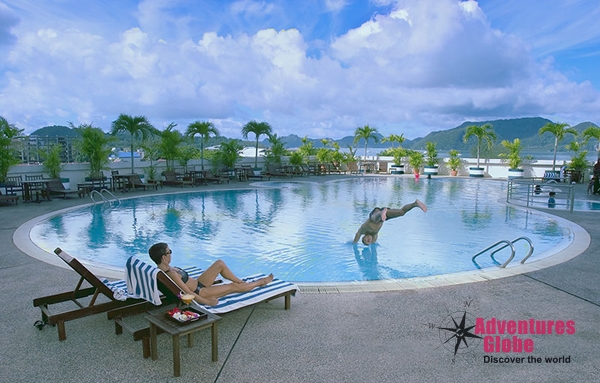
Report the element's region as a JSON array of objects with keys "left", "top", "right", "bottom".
[
  {"left": 472, "top": 237, "right": 534, "bottom": 269},
  {"left": 89, "top": 189, "right": 121, "bottom": 206}
]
